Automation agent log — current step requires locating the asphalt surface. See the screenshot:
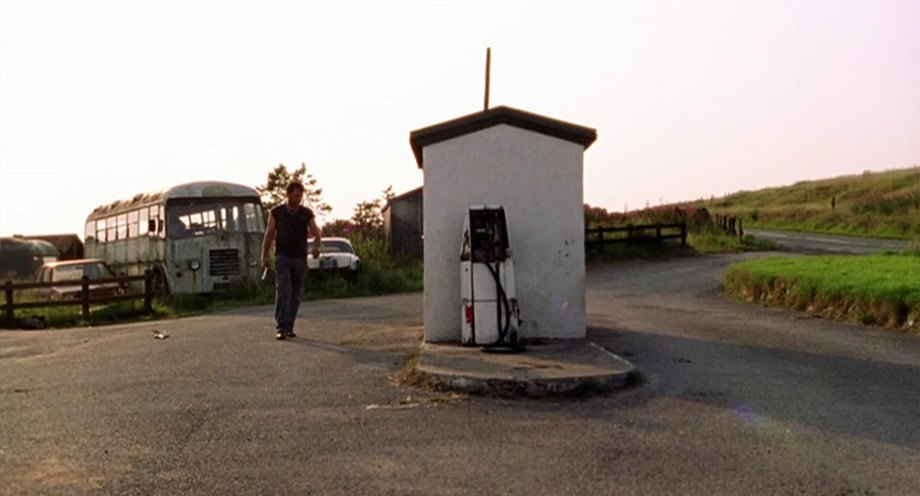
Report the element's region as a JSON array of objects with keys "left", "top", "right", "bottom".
[
  {"left": 3, "top": 255, "right": 920, "bottom": 495},
  {"left": 745, "top": 228, "right": 912, "bottom": 254}
]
